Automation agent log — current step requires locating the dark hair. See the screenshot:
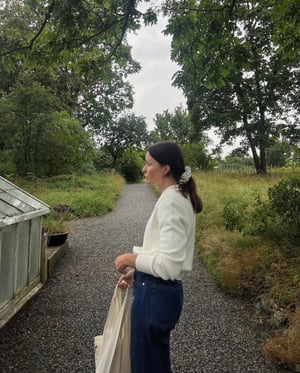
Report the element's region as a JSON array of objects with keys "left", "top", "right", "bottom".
[{"left": 148, "top": 141, "right": 203, "bottom": 213}]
